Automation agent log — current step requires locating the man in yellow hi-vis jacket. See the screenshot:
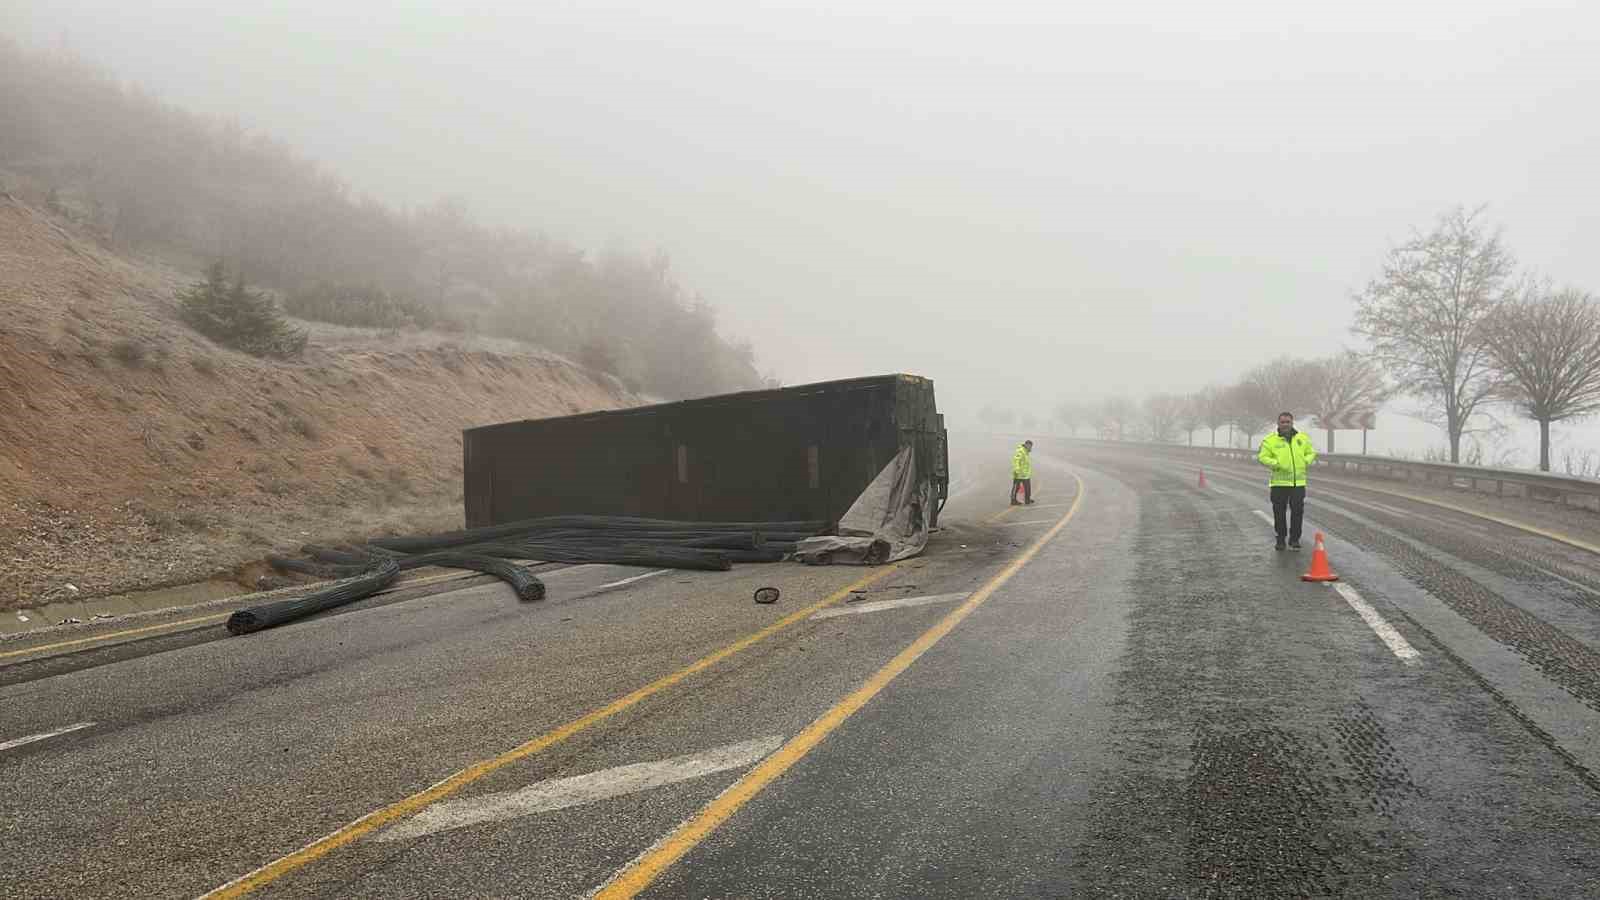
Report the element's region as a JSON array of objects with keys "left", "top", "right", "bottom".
[
  {"left": 1257, "top": 411, "right": 1318, "bottom": 550},
  {"left": 1010, "top": 440, "right": 1035, "bottom": 506}
]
